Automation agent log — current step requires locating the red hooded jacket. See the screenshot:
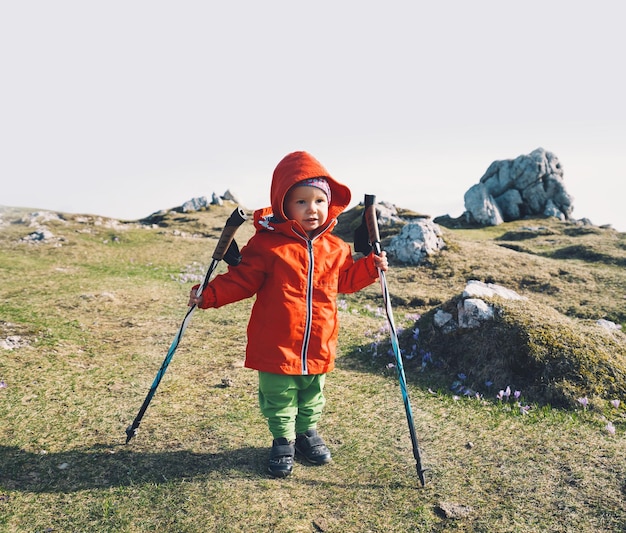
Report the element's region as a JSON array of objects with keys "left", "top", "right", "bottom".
[{"left": 197, "top": 151, "right": 380, "bottom": 375}]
